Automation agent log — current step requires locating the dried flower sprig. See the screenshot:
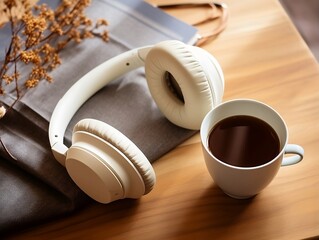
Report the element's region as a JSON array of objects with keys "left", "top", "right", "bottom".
[{"left": 0, "top": 0, "right": 109, "bottom": 117}]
